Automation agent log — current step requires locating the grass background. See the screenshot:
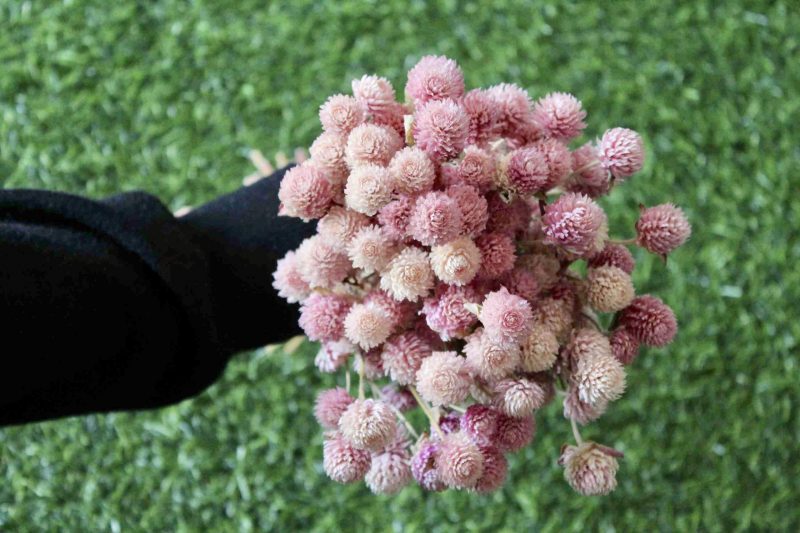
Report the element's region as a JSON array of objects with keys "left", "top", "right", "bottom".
[{"left": 1, "top": 0, "right": 799, "bottom": 530}]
